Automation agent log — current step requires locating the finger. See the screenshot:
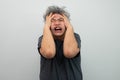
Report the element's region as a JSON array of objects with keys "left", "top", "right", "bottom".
[
  {"left": 46, "top": 13, "right": 52, "bottom": 19},
  {"left": 49, "top": 12, "right": 53, "bottom": 17},
  {"left": 61, "top": 13, "right": 65, "bottom": 16},
  {"left": 51, "top": 14, "right": 55, "bottom": 19},
  {"left": 61, "top": 14, "right": 67, "bottom": 21},
  {"left": 62, "top": 13, "right": 66, "bottom": 18},
  {"left": 46, "top": 13, "right": 52, "bottom": 21}
]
